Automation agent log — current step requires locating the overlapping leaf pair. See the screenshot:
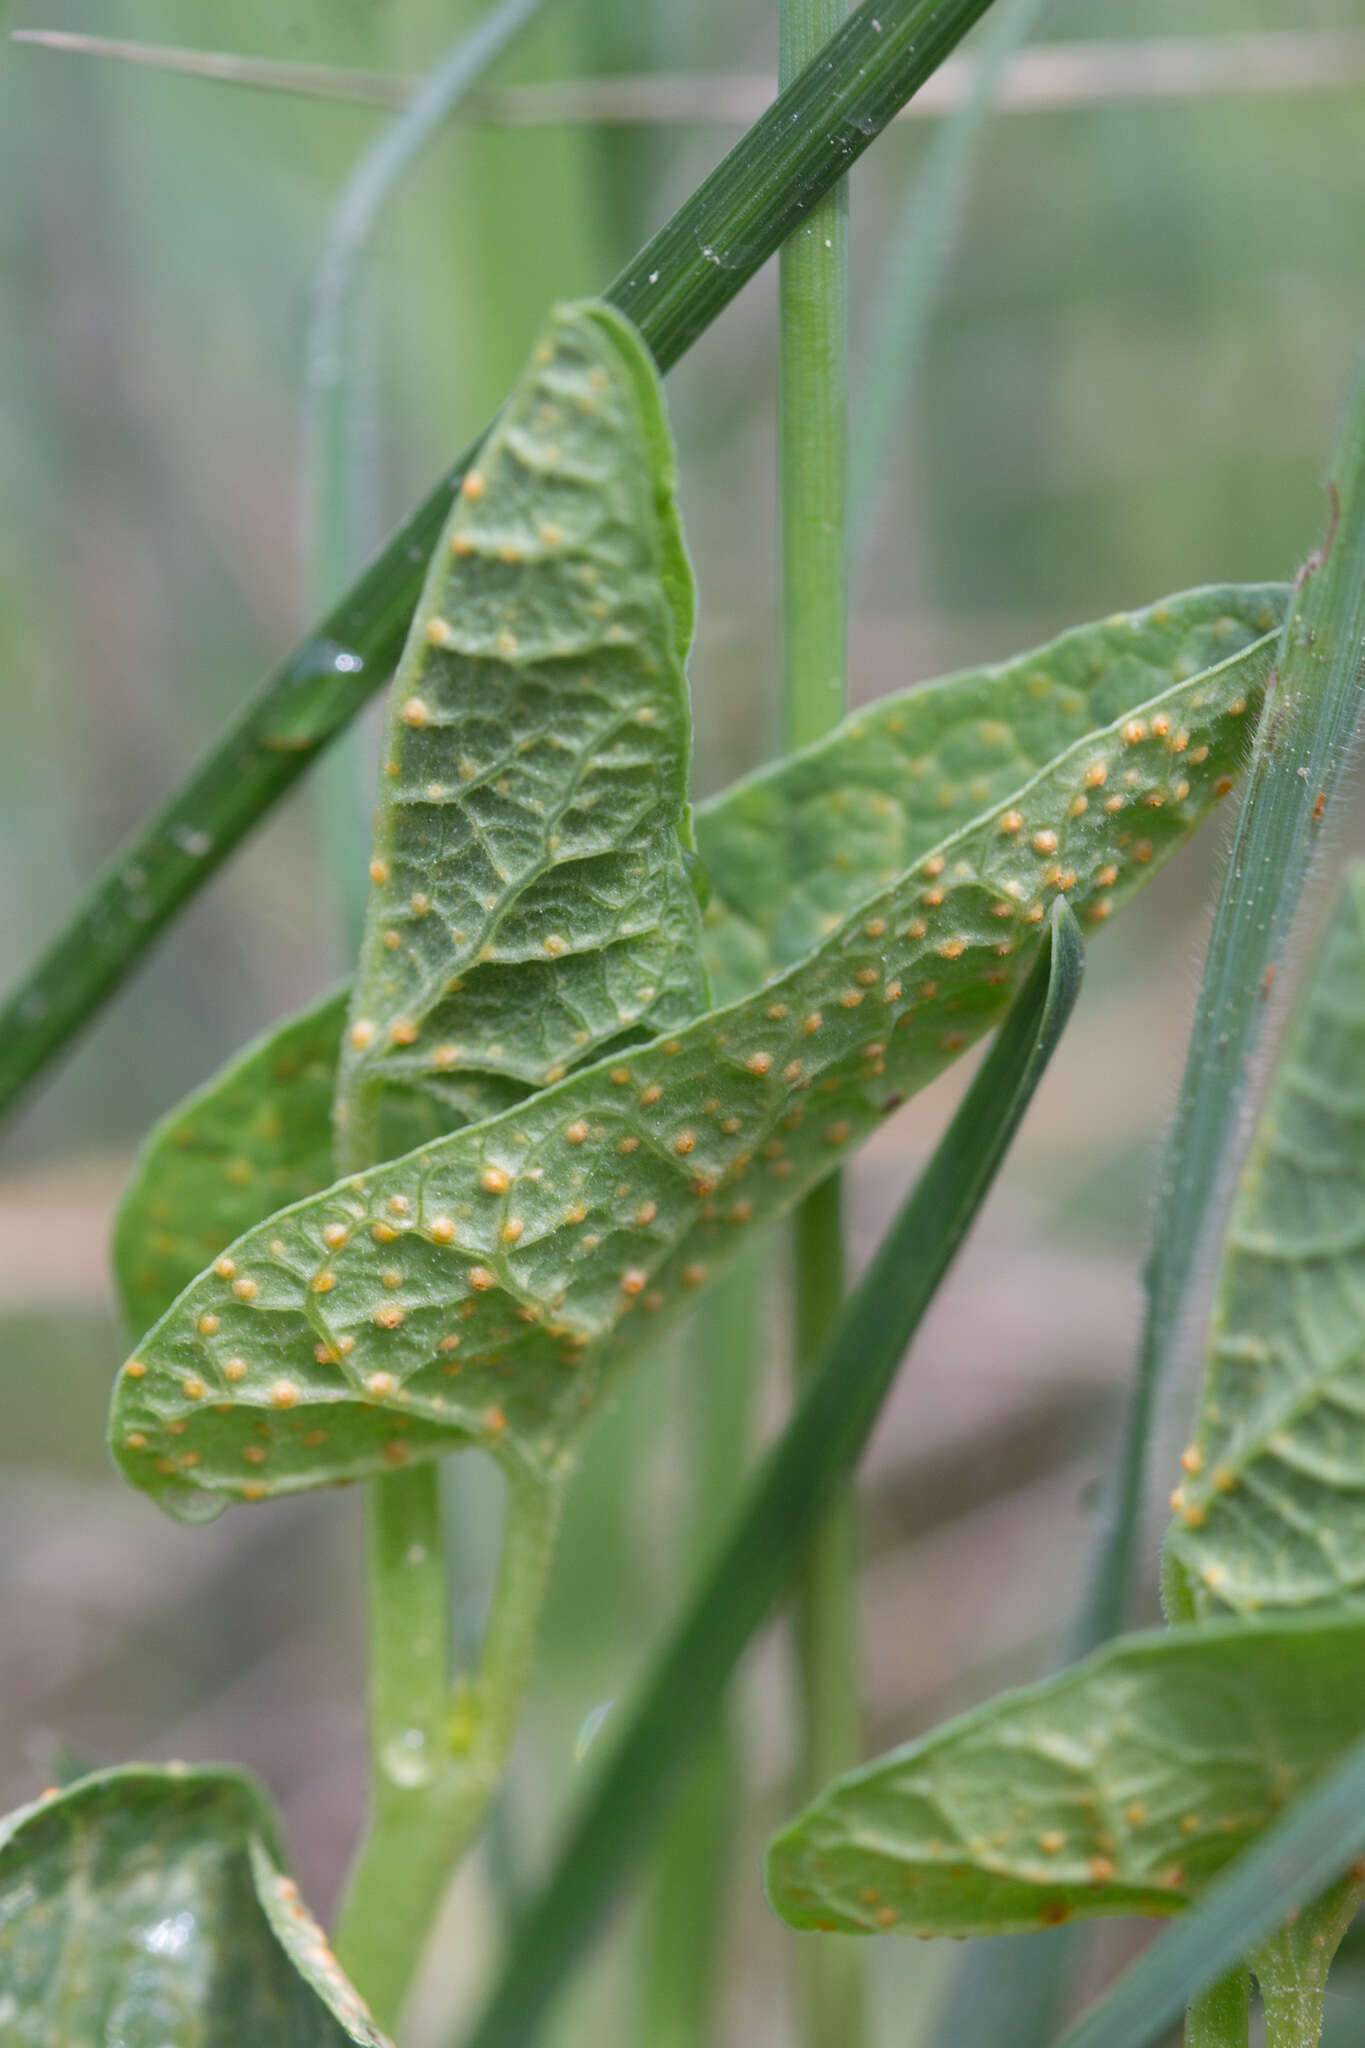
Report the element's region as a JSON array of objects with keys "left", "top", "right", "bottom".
[
  {"left": 107, "top": 312, "right": 1284, "bottom": 1524},
  {"left": 2, "top": 301, "right": 1299, "bottom": 2044}
]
